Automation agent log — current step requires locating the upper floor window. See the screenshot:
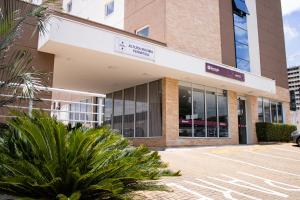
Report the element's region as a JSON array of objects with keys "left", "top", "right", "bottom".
[
  {"left": 105, "top": 1, "right": 114, "bottom": 16},
  {"left": 67, "top": 0, "right": 72, "bottom": 13},
  {"left": 136, "top": 26, "right": 150, "bottom": 38},
  {"left": 233, "top": 0, "right": 250, "bottom": 72}
]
